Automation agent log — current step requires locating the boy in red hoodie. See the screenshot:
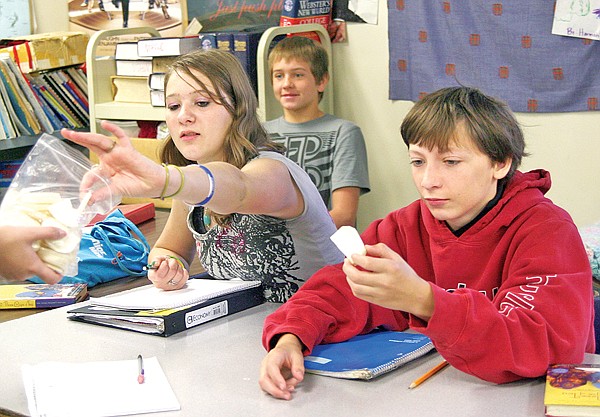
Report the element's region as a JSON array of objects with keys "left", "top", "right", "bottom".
[{"left": 259, "top": 86, "right": 595, "bottom": 400}]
